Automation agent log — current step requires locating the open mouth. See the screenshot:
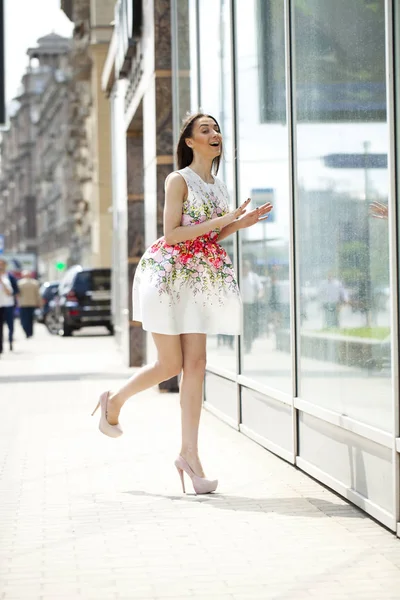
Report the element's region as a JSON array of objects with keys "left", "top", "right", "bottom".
[{"left": 210, "top": 142, "right": 220, "bottom": 147}]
